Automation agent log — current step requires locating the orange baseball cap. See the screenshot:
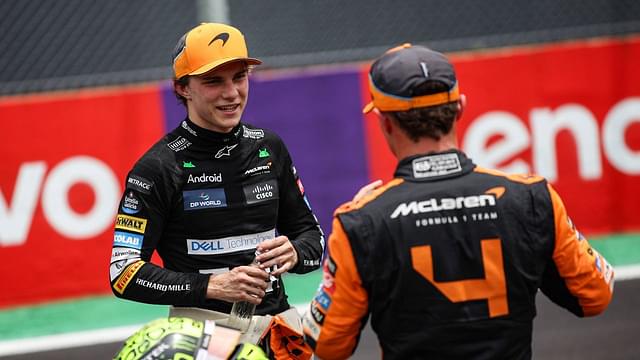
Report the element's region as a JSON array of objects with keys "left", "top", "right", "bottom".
[{"left": 172, "top": 23, "right": 262, "bottom": 79}]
